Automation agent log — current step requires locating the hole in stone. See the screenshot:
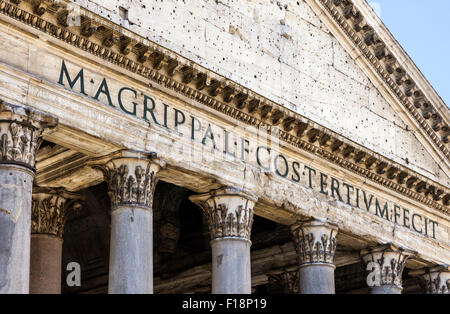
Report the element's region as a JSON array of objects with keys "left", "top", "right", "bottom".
[{"left": 119, "top": 6, "right": 129, "bottom": 22}]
